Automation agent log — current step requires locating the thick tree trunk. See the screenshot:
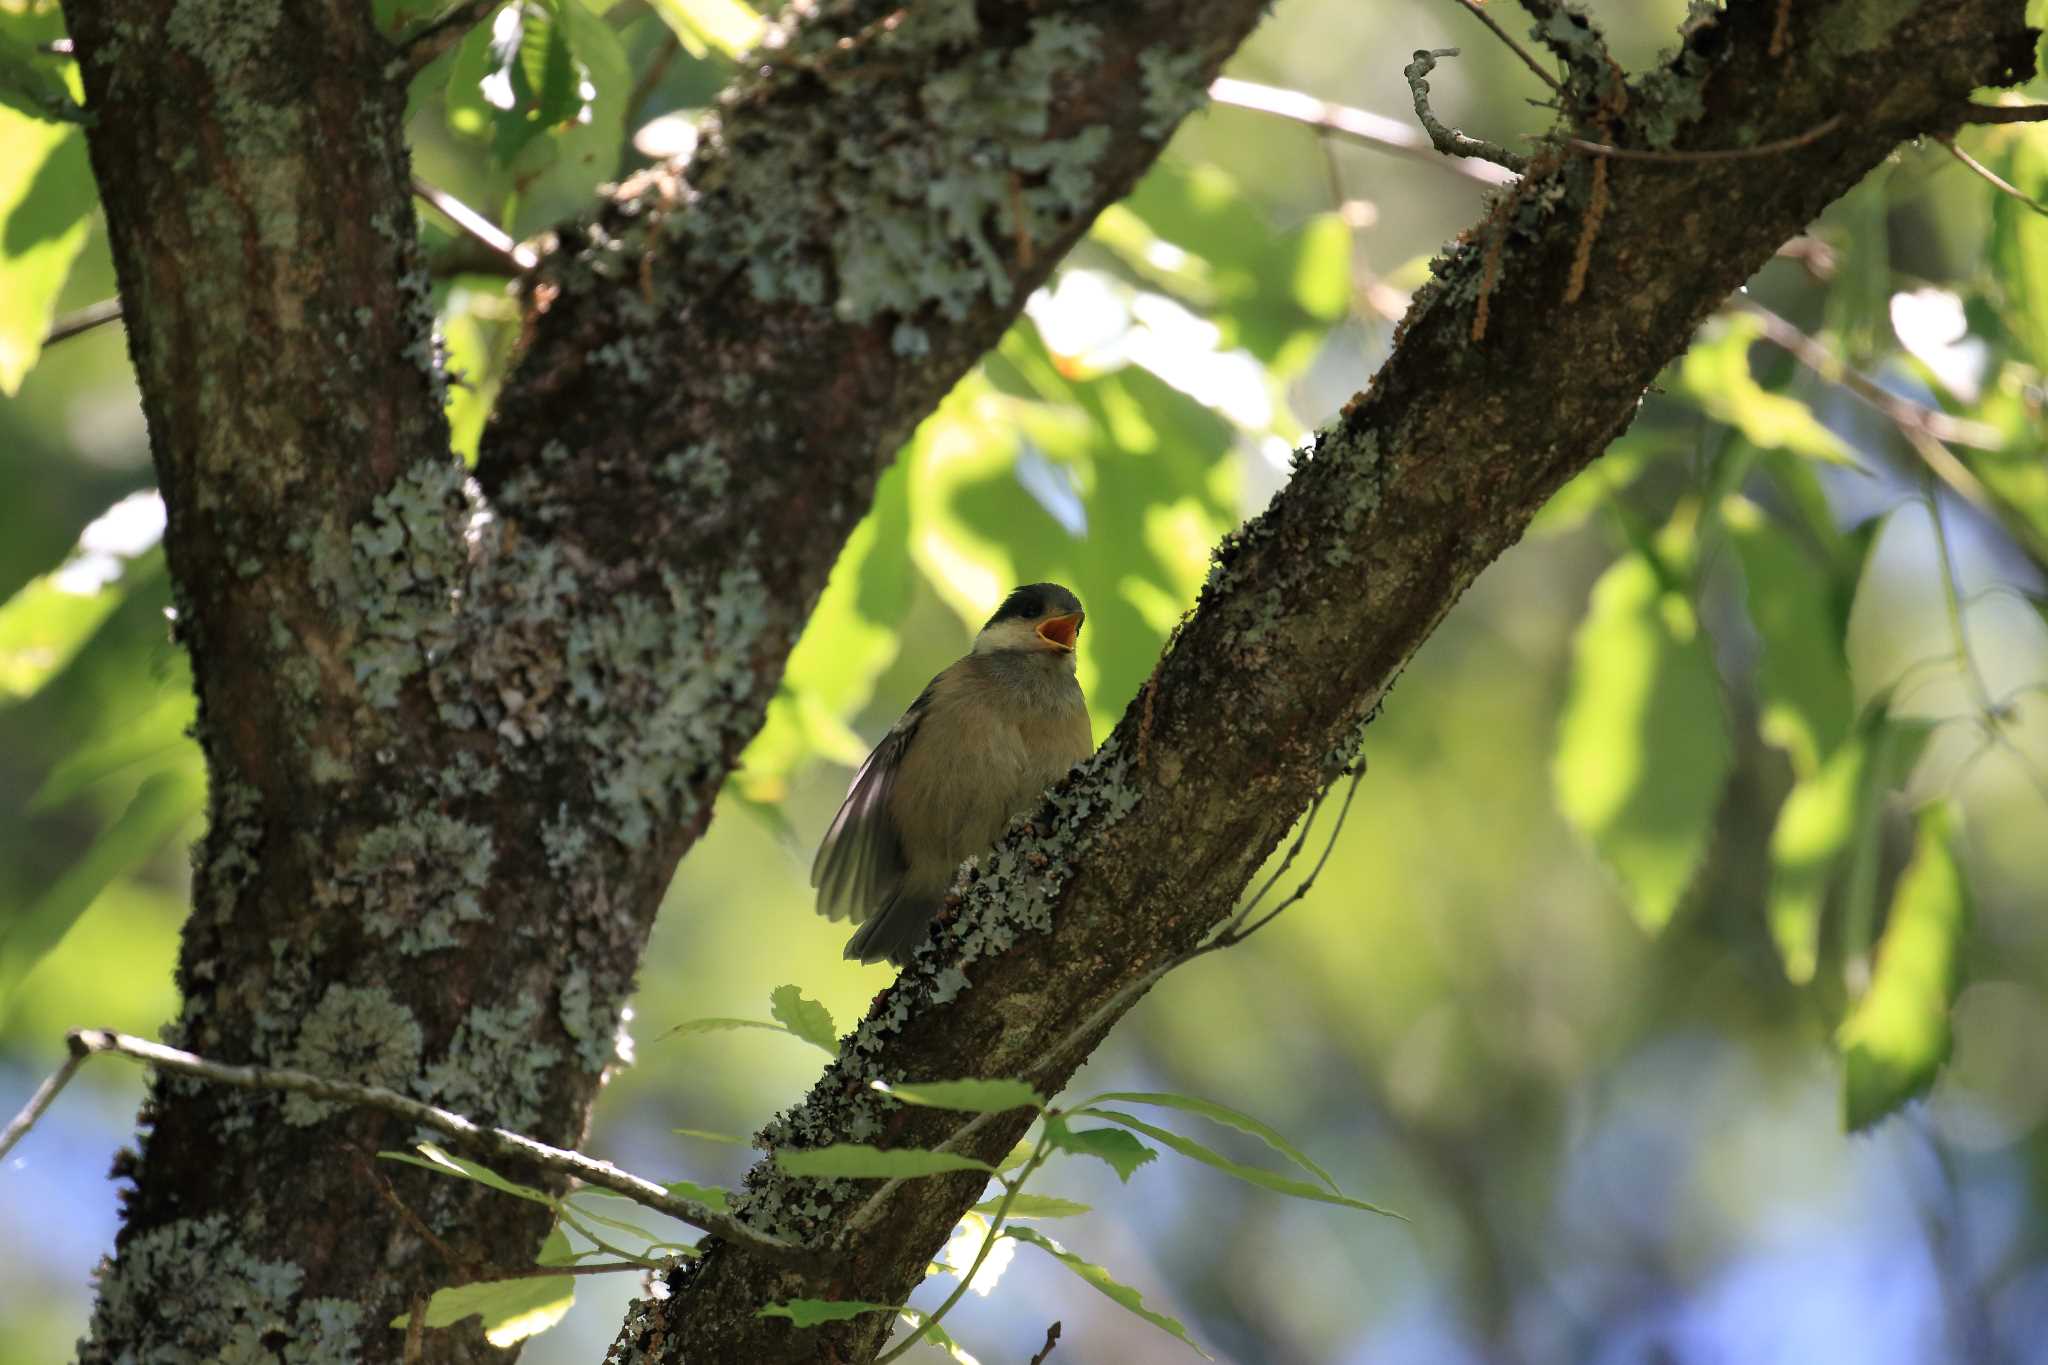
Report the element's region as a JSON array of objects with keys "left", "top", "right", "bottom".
[{"left": 58, "top": 0, "right": 2033, "bottom": 1361}]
